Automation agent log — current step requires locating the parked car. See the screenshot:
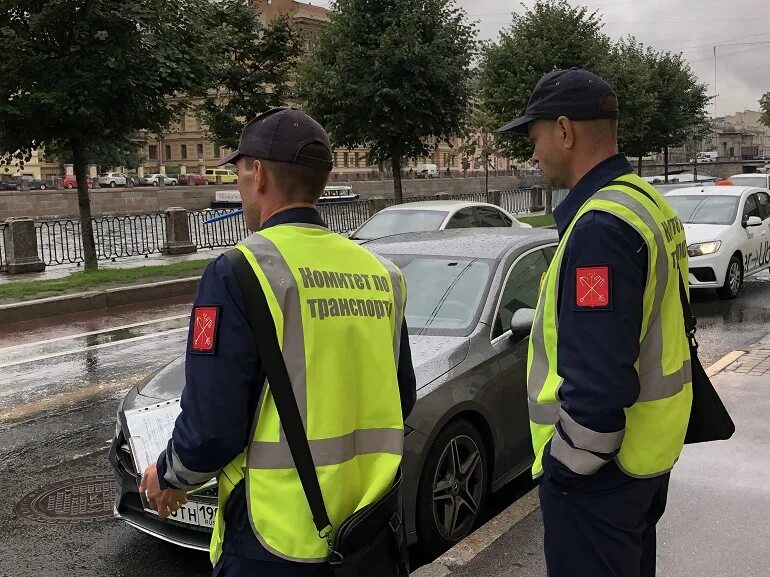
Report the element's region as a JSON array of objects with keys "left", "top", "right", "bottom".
[
  {"left": 179, "top": 173, "right": 207, "bottom": 186},
  {"left": 110, "top": 227, "right": 558, "bottom": 556},
  {"left": 689, "top": 151, "right": 719, "bottom": 163},
  {"left": 61, "top": 175, "right": 94, "bottom": 189},
  {"left": 726, "top": 173, "right": 770, "bottom": 190},
  {"left": 666, "top": 185, "right": 770, "bottom": 299},
  {"left": 4, "top": 176, "right": 50, "bottom": 190},
  {"left": 204, "top": 168, "right": 238, "bottom": 184},
  {"left": 98, "top": 172, "right": 131, "bottom": 188},
  {"left": 348, "top": 201, "right": 532, "bottom": 242},
  {"left": 145, "top": 173, "right": 178, "bottom": 186}
]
